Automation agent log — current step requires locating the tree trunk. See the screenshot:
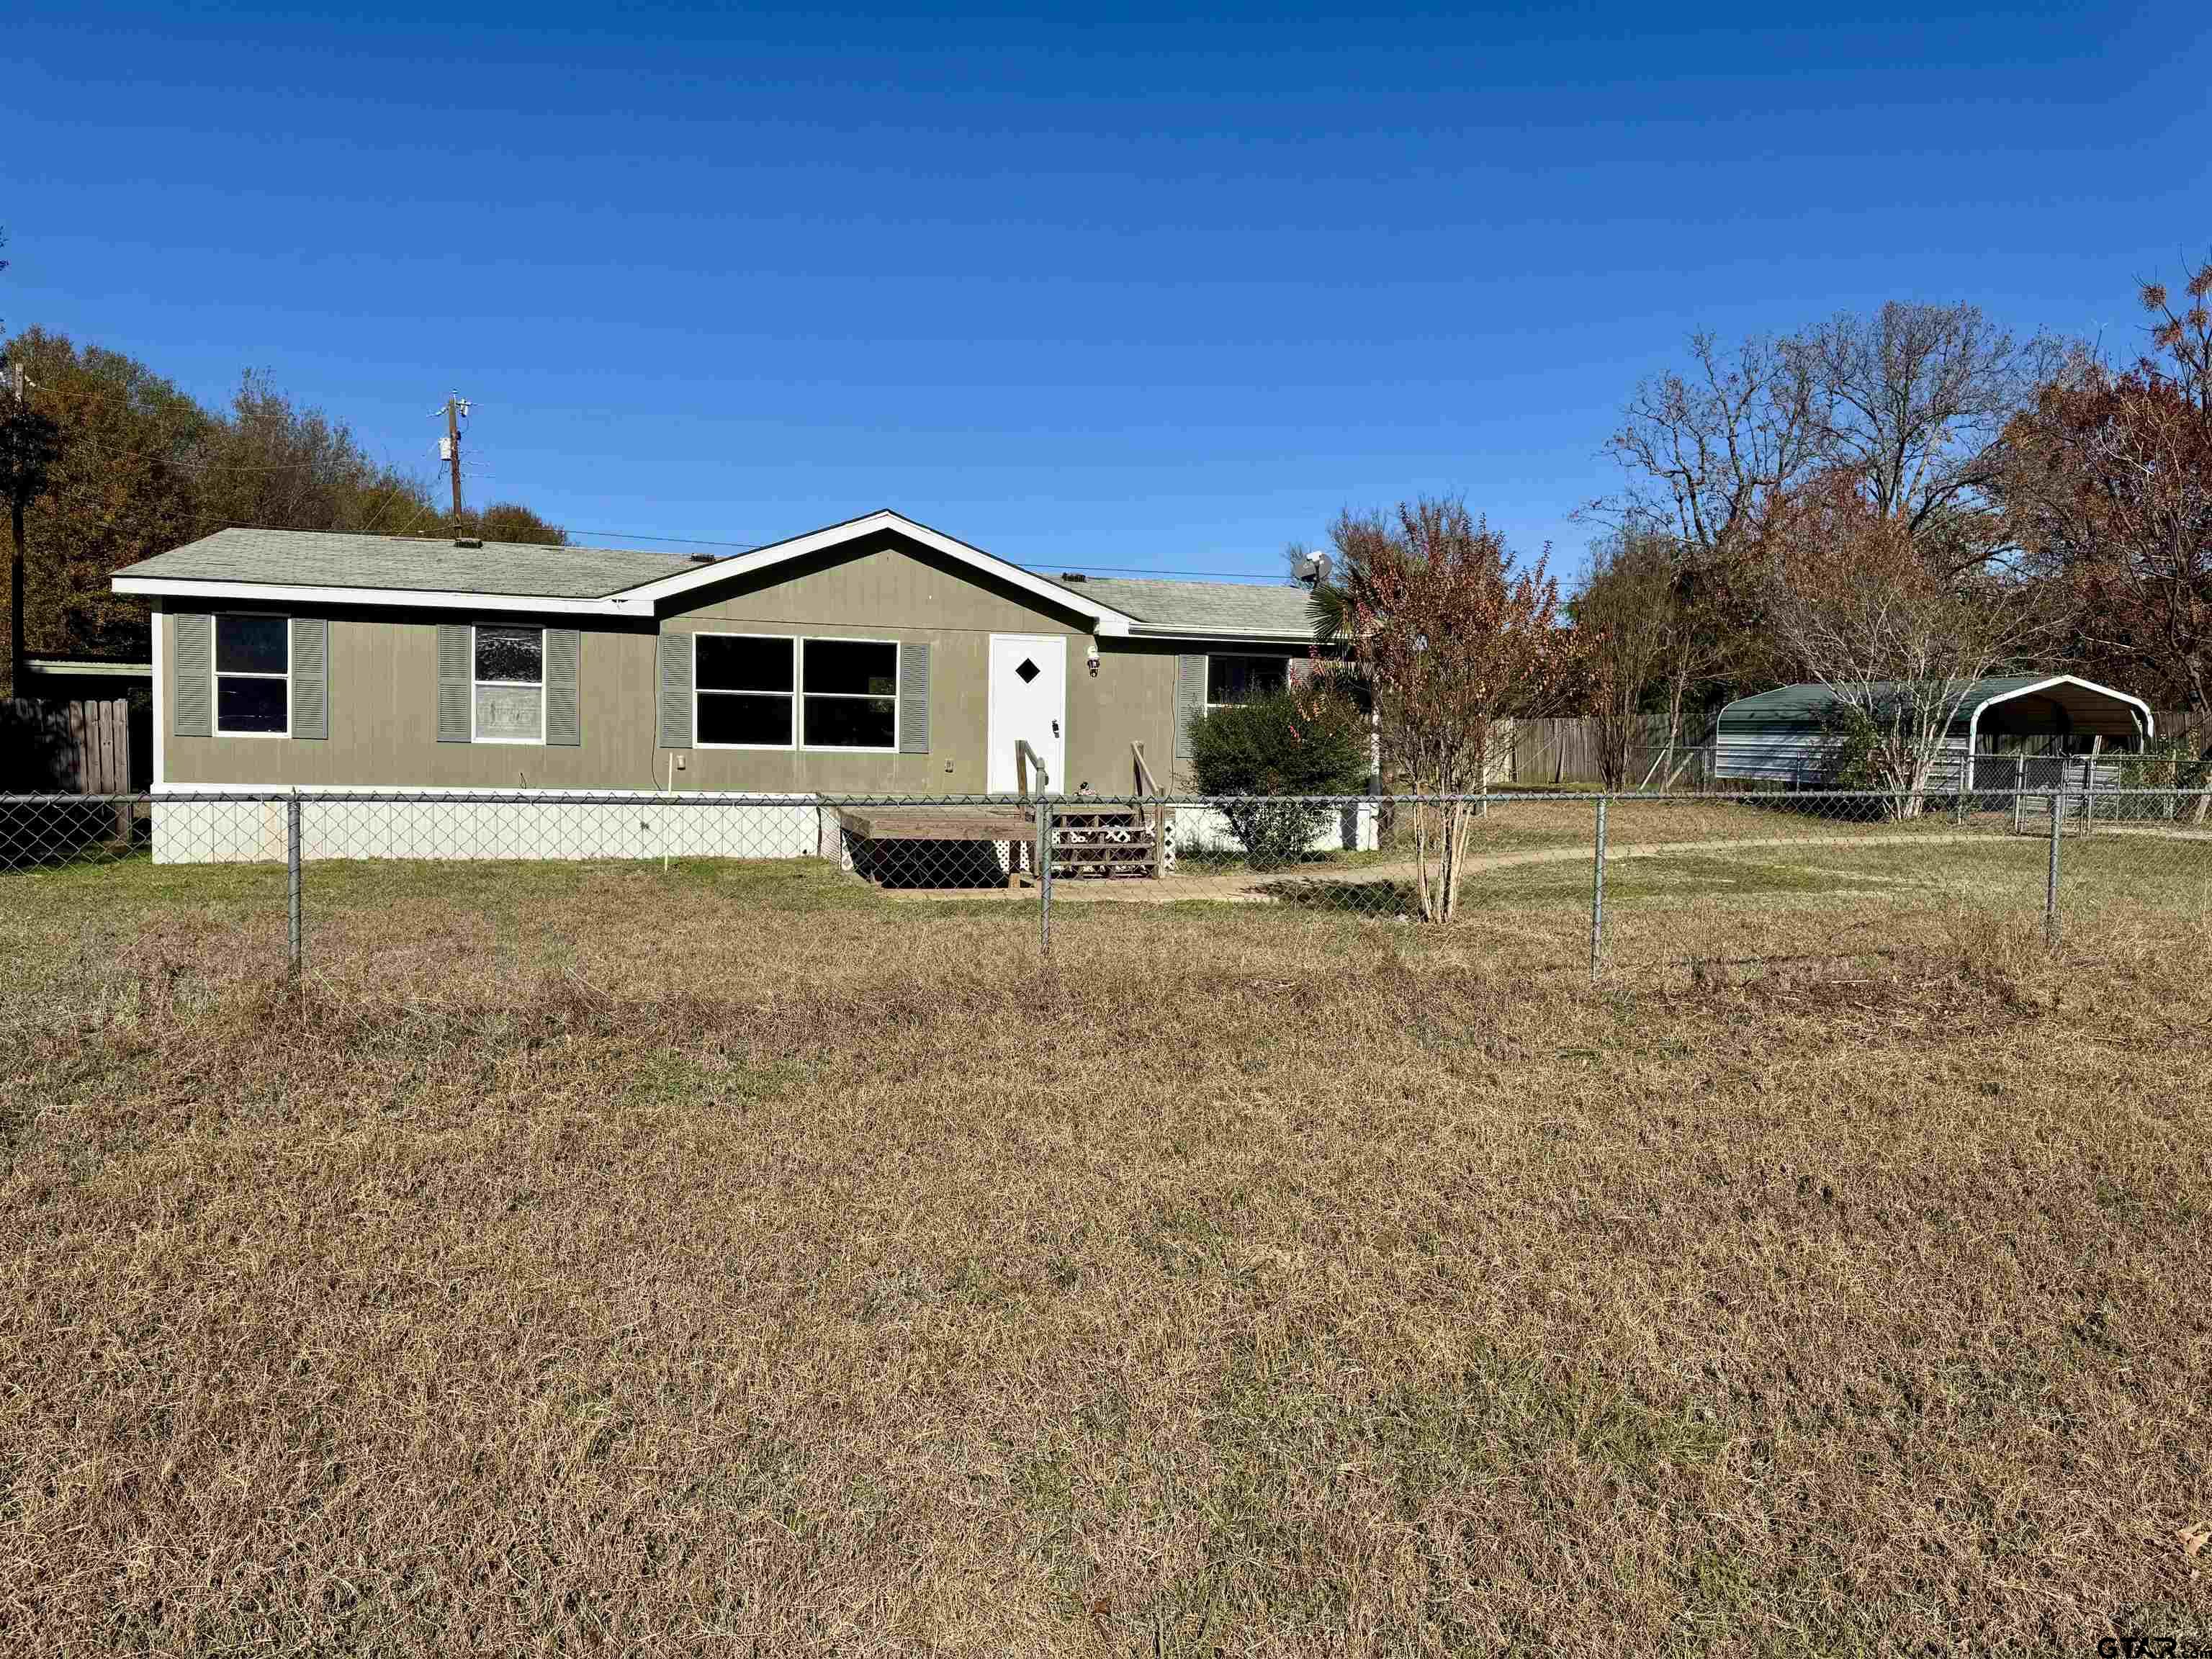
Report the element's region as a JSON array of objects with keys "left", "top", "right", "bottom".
[
  {"left": 1413, "top": 793, "right": 1439, "bottom": 921},
  {"left": 1664, "top": 674, "right": 1686, "bottom": 783},
  {"left": 1438, "top": 799, "right": 1474, "bottom": 922},
  {"left": 8, "top": 491, "right": 23, "bottom": 700},
  {"left": 2193, "top": 705, "right": 2211, "bottom": 826}
]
